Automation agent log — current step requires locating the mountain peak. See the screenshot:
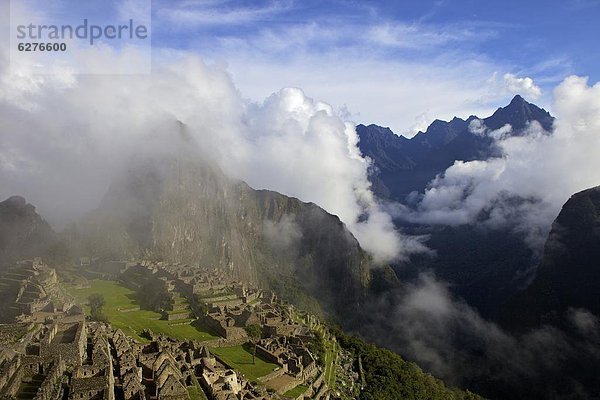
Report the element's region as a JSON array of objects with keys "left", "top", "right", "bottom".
[
  {"left": 509, "top": 94, "right": 526, "bottom": 105},
  {"left": 484, "top": 94, "right": 554, "bottom": 132},
  {"left": 1, "top": 196, "right": 36, "bottom": 215},
  {"left": 0, "top": 196, "right": 57, "bottom": 266},
  {"left": 502, "top": 185, "right": 600, "bottom": 329},
  {"left": 4, "top": 195, "right": 27, "bottom": 207}
]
